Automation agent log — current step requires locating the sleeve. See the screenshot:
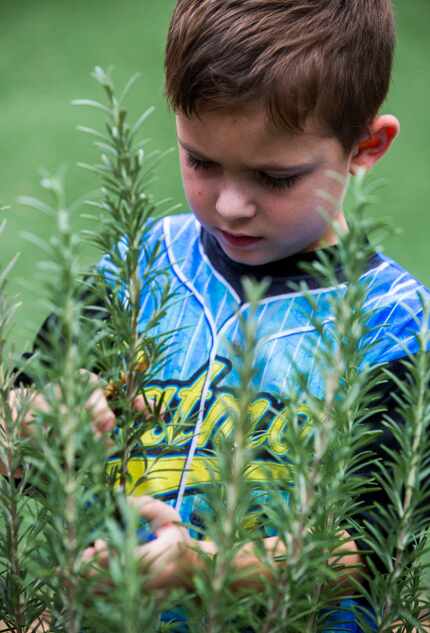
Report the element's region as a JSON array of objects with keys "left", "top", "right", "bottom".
[{"left": 13, "top": 277, "right": 109, "bottom": 387}]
